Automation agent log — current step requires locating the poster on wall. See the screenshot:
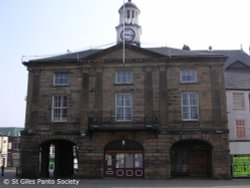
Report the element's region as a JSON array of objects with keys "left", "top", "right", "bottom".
[{"left": 233, "top": 156, "right": 250, "bottom": 177}]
